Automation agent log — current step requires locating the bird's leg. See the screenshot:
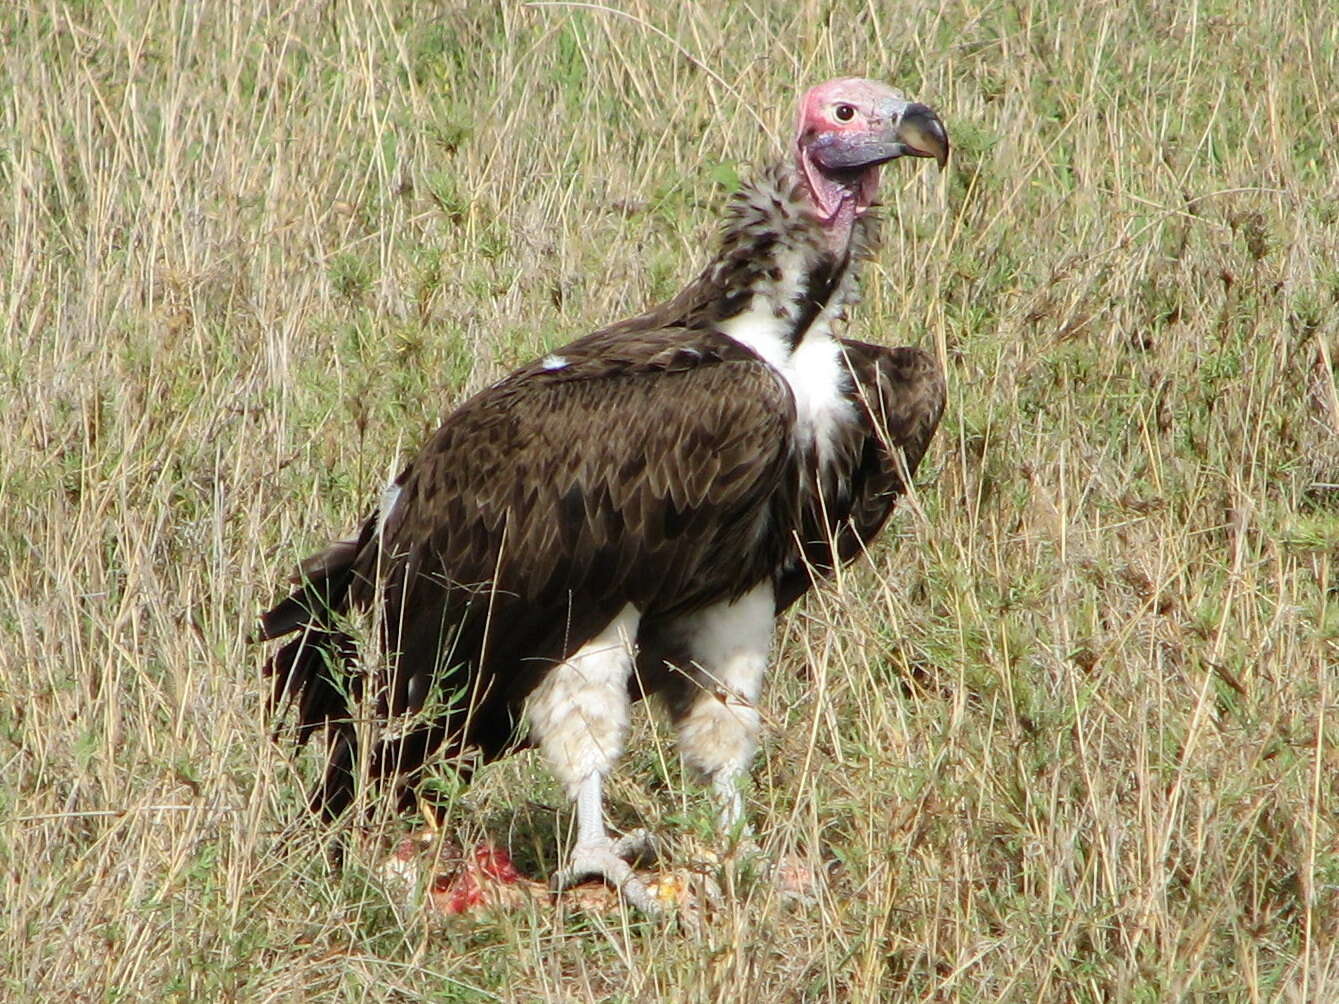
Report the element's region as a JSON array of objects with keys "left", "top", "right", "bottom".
[
  {"left": 528, "top": 605, "right": 660, "bottom": 913},
  {"left": 575, "top": 771, "right": 658, "bottom": 864},
  {"left": 709, "top": 765, "right": 751, "bottom": 841},
  {"left": 663, "top": 583, "right": 773, "bottom": 850},
  {"left": 551, "top": 771, "right": 660, "bottom": 913},
  {"left": 695, "top": 748, "right": 765, "bottom": 867}
]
